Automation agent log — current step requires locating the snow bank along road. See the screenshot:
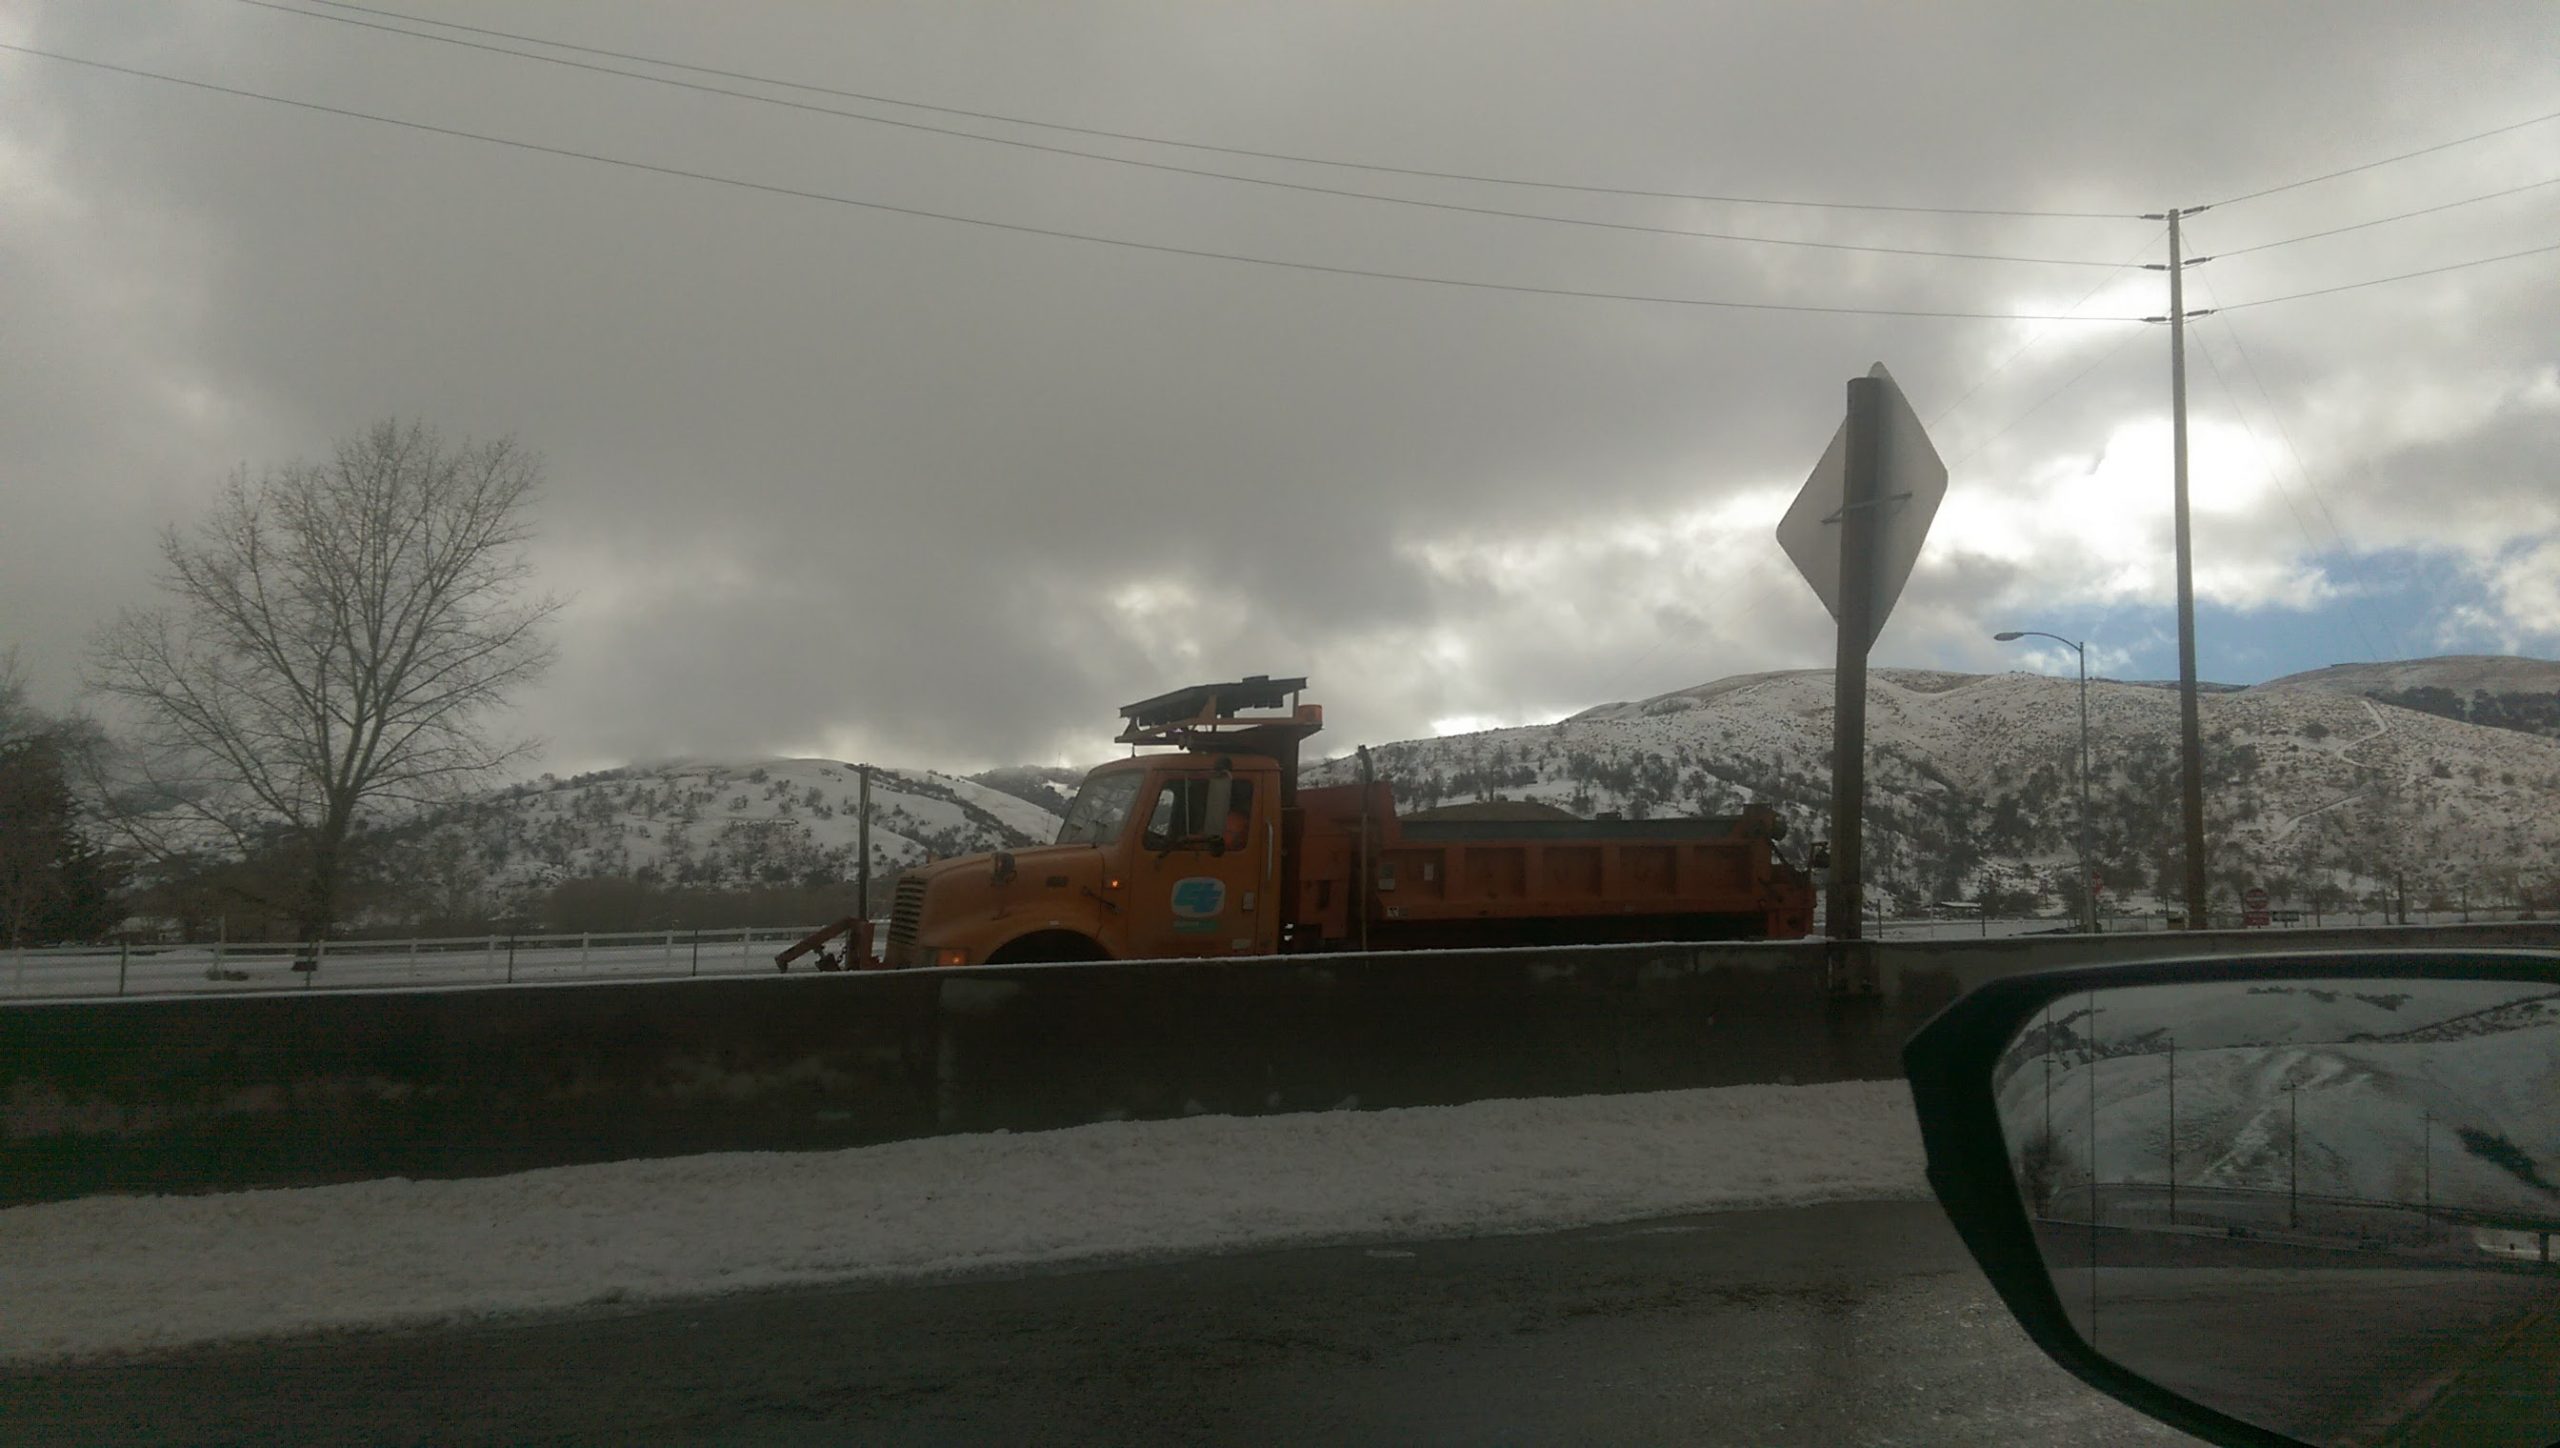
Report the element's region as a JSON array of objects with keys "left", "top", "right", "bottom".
[
  {"left": 1, "top": 1081, "right": 1926, "bottom": 1362},
  {"left": 9, "top": 1201, "right": 2197, "bottom": 1448}
]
